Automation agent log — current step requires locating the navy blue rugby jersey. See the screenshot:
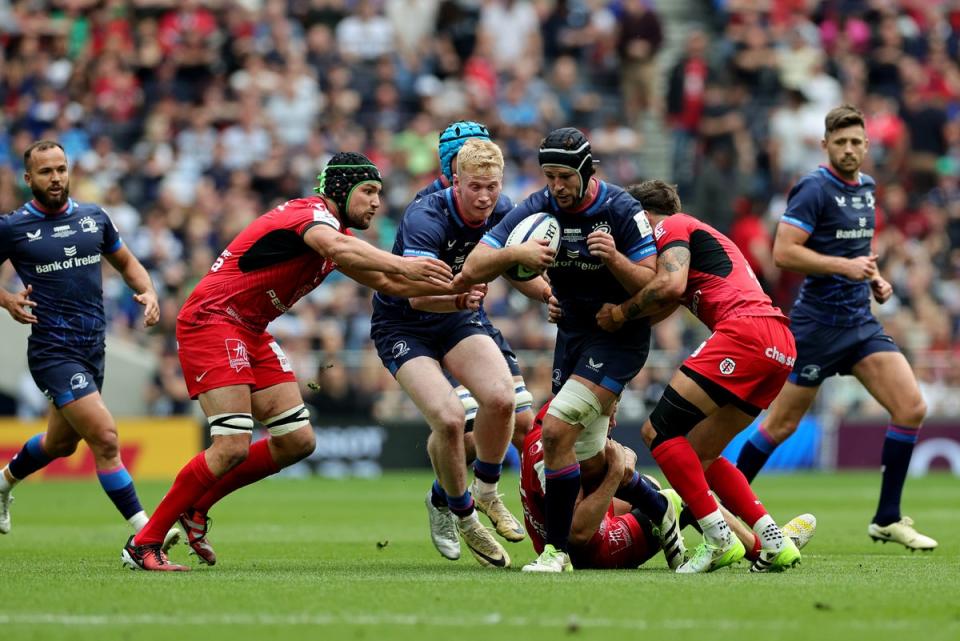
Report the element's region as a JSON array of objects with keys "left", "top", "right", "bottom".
[
  {"left": 0, "top": 199, "right": 122, "bottom": 350},
  {"left": 781, "top": 166, "right": 877, "bottom": 327},
  {"left": 373, "top": 188, "right": 514, "bottom": 318},
  {"left": 482, "top": 180, "right": 657, "bottom": 328}
]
